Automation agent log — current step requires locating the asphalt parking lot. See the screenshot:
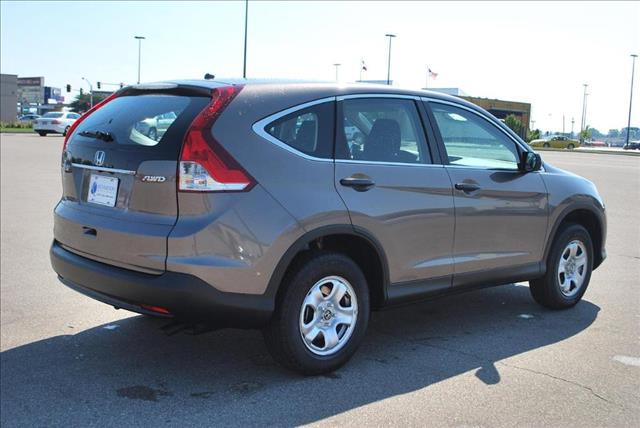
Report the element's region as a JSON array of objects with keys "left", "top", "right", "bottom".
[{"left": 1, "top": 133, "right": 638, "bottom": 427}]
